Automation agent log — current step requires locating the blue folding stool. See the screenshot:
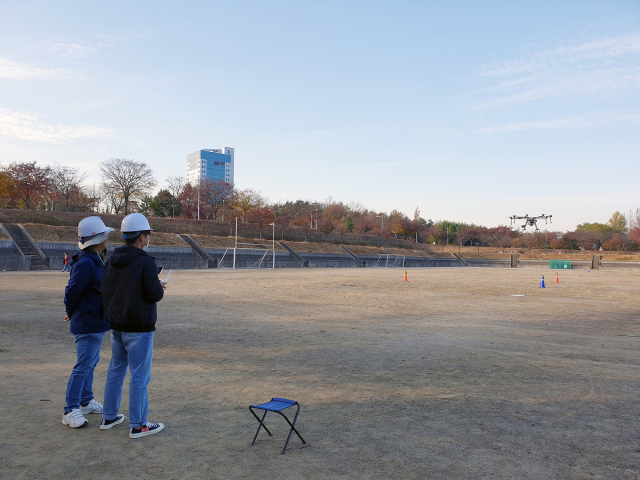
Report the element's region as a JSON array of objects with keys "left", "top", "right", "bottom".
[{"left": 249, "top": 397, "right": 305, "bottom": 454}]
